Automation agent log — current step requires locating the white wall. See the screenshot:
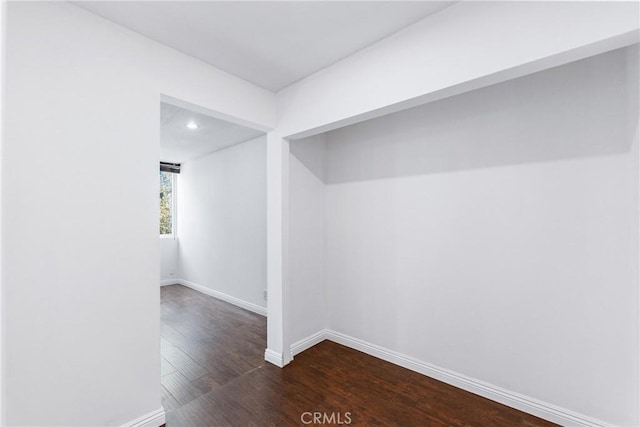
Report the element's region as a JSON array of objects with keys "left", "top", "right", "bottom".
[
  {"left": 177, "top": 136, "right": 267, "bottom": 309},
  {"left": 2, "top": 2, "right": 274, "bottom": 426},
  {"left": 292, "top": 47, "right": 639, "bottom": 425},
  {"left": 289, "top": 135, "right": 328, "bottom": 344},
  {"left": 0, "top": 0, "right": 6, "bottom": 422},
  {"left": 160, "top": 238, "right": 178, "bottom": 284},
  {"left": 265, "top": 132, "right": 291, "bottom": 366},
  {"left": 277, "top": 1, "right": 639, "bottom": 139}
]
